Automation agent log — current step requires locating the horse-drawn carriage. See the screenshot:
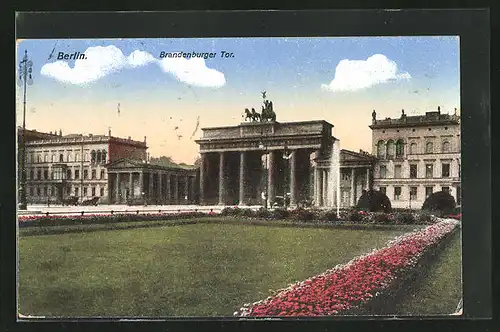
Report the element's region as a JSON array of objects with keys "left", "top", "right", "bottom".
[
  {"left": 61, "top": 196, "right": 79, "bottom": 206},
  {"left": 81, "top": 196, "right": 100, "bottom": 206}
]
